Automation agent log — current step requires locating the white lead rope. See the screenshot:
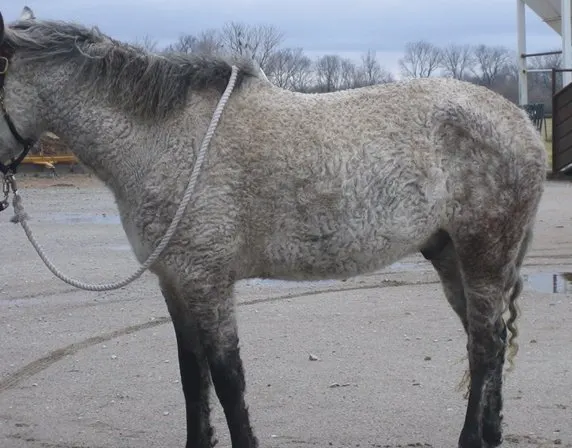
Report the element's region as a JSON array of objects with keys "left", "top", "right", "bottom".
[{"left": 7, "top": 65, "right": 240, "bottom": 292}]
